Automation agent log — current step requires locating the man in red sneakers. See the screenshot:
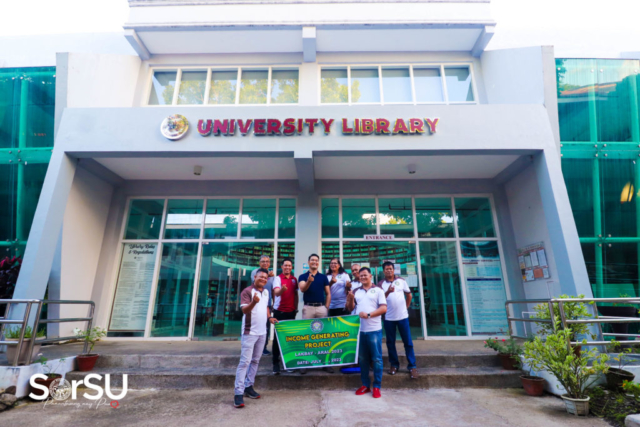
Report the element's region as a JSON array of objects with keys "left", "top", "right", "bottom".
[{"left": 346, "top": 267, "right": 387, "bottom": 398}]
